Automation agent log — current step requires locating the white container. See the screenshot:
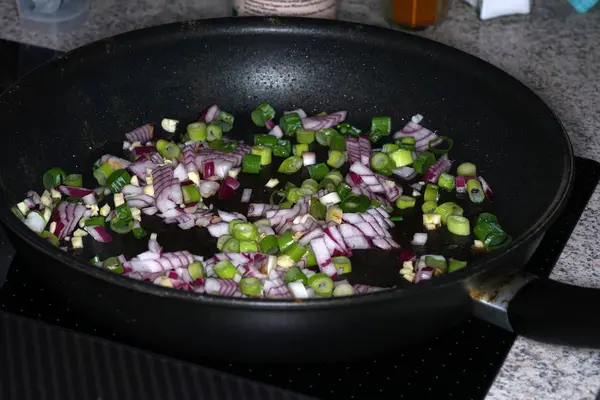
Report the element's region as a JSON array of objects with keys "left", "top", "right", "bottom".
[{"left": 233, "top": 0, "right": 338, "bottom": 19}]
